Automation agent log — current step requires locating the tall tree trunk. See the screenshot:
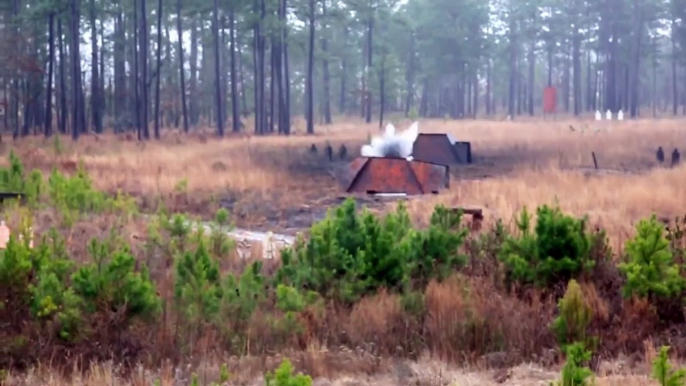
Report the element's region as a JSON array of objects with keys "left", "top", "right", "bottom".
[
  {"left": 176, "top": 0, "right": 189, "bottom": 132},
  {"left": 378, "top": 49, "right": 386, "bottom": 128},
  {"left": 229, "top": 5, "right": 240, "bottom": 132},
  {"left": 305, "top": 0, "right": 315, "bottom": 134},
  {"left": 252, "top": 0, "right": 261, "bottom": 134},
  {"left": 10, "top": 0, "right": 19, "bottom": 139},
  {"left": 212, "top": 0, "right": 224, "bottom": 136},
  {"left": 340, "top": 26, "right": 349, "bottom": 114},
  {"left": 404, "top": 31, "right": 415, "bottom": 117},
  {"left": 573, "top": 30, "right": 582, "bottom": 116},
  {"left": 486, "top": 58, "right": 492, "bottom": 115},
  {"left": 282, "top": 0, "right": 291, "bottom": 134},
  {"left": 153, "top": 0, "right": 163, "bottom": 138},
  {"left": 45, "top": 12, "right": 55, "bottom": 137},
  {"left": 57, "top": 14, "right": 68, "bottom": 134},
  {"left": 547, "top": 44, "right": 553, "bottom": 86},
  {"left": 139, "top": 0, "right": 149, "bottom": 139},
  {"left": 320, "top": 0, "right": 331, "bottom": 124},
  {"left": 629, "top": 1, "right": 643, "bottom": 118},
  {"left": 365, "top": 13, "right": 373, "bottom": 123},
  {"left": 507, "top": 14, "right": 516, "bottom": 119},
  {"left": 527, "top": 35, "right": 535, "bottom": 116},
  {"left": 269, "top": 41, "right": 275, "bottom": 133},
  {"left": 189, "top": 17, "right": 198, "bottom": 125},
  {"left": 273, "top": 0, "right": 284, "bottom": 134},
  {"left": 671, "top": 17, "right": 679, "bottom": 116},
  {"left": 100, "top": 24, "right": 106, "bottom": 119},
  {"left": 259, "top": 0, "right": 266, "bottom": 133},
  {"left": 90, "top": 0, "right": 101, "bottom": 132},
  {"left": 133, "top": 0, "right": 141, "bottom": 132},
  {"left": 585, "top": 50, "right": 592, "bottom": 111},
  {"left": 563, "top": 41, "right": 570, "bottom": 113},
  {"left": 71, "top": 0, "right": 82, "bottom": 140},
  {"left": 238, "top": 33, "right": 248, "bottom": 116}
]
